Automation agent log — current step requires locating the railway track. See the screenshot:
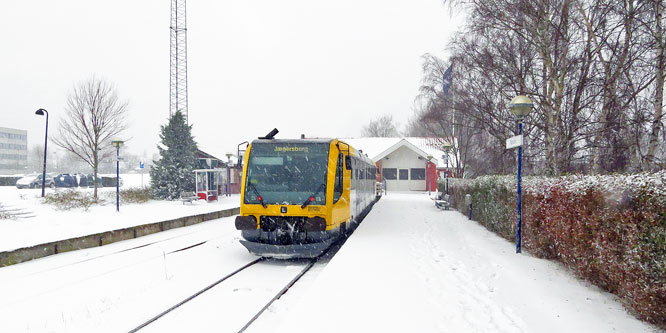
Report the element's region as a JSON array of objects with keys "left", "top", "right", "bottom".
[
  {"left": 128, "top": 258, "right": 265, "bottom": 333},
  {"left": 128, "top": 237, "right": 345, "bottom": 333},
  {"left": 0, "top": 220, "right": 239, "bottom": 312},
  {"left": 15, "top": 222, "right": 234, "bottom": 280}
]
